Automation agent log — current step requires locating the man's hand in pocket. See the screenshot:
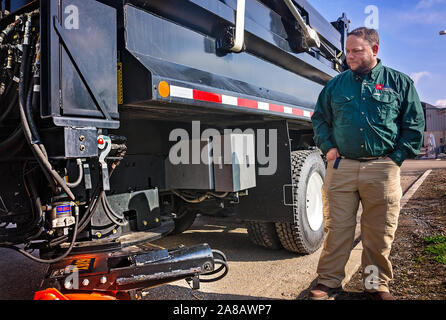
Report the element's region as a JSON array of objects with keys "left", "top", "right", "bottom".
[{"left": 326, "top": 148, "right": 340, "bottom": 161}]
